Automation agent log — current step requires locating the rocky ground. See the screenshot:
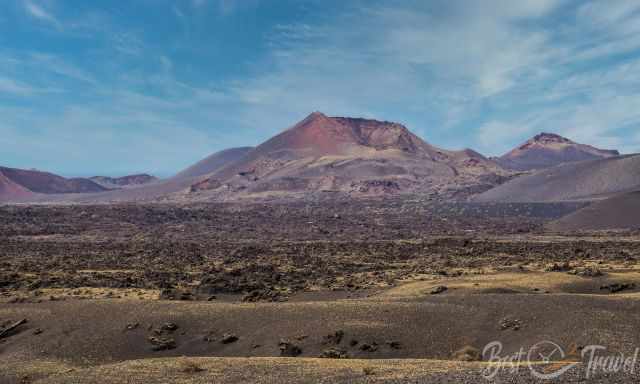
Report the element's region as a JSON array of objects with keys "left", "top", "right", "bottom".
[{"left": 2, "top": 199, "right": 640, "bottom": 383}]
